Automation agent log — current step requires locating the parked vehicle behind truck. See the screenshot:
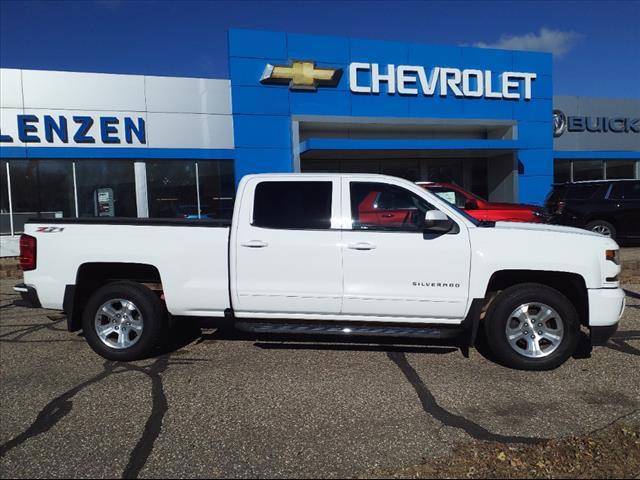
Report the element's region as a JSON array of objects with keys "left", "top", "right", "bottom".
[
  {"left": 15, "top": 174, "right": 625, "bottom": 370},
  {"left": 545, "top": 179, "right": 640, "bottom": 242},
  {"left": 417, "top": 181, "right": 547, "bottom": 223}
]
